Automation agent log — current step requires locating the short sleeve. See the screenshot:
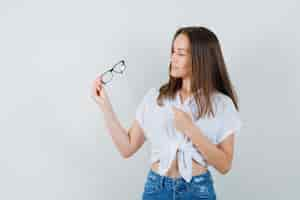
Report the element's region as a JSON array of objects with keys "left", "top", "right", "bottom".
[
  {"left": 135, "top": 88, "right": 155, "bottom": 141},
  {"left": 216, "top": 96, "right": 243, "bottom": 144}
]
